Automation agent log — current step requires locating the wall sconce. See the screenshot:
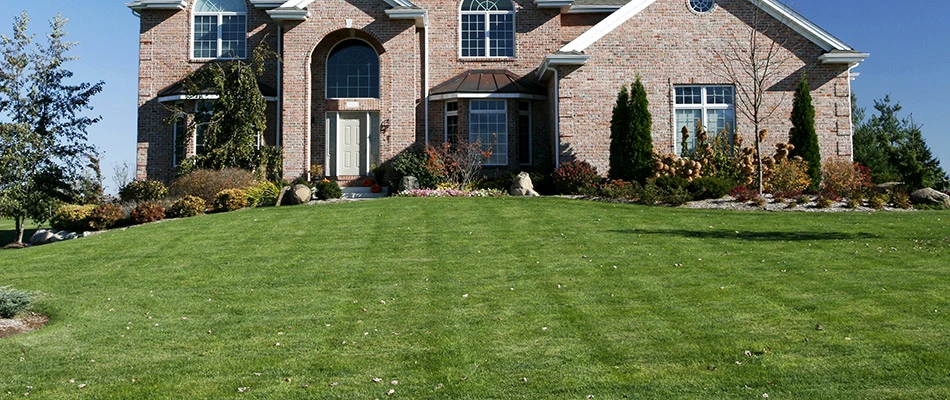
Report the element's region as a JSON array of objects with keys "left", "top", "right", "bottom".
[{"left": 379, "top": 118, "right": 391, "bottom": 133}]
